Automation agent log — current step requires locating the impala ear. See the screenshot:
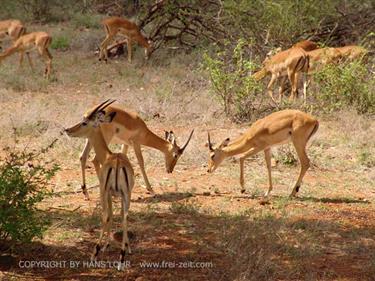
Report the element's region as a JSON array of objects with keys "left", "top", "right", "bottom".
[
  {"left": 100, "top": 111, "right": 116, "bottom": 123},
  {"left": 219, "top": 138, "right": 230, "bottom": 148}
]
